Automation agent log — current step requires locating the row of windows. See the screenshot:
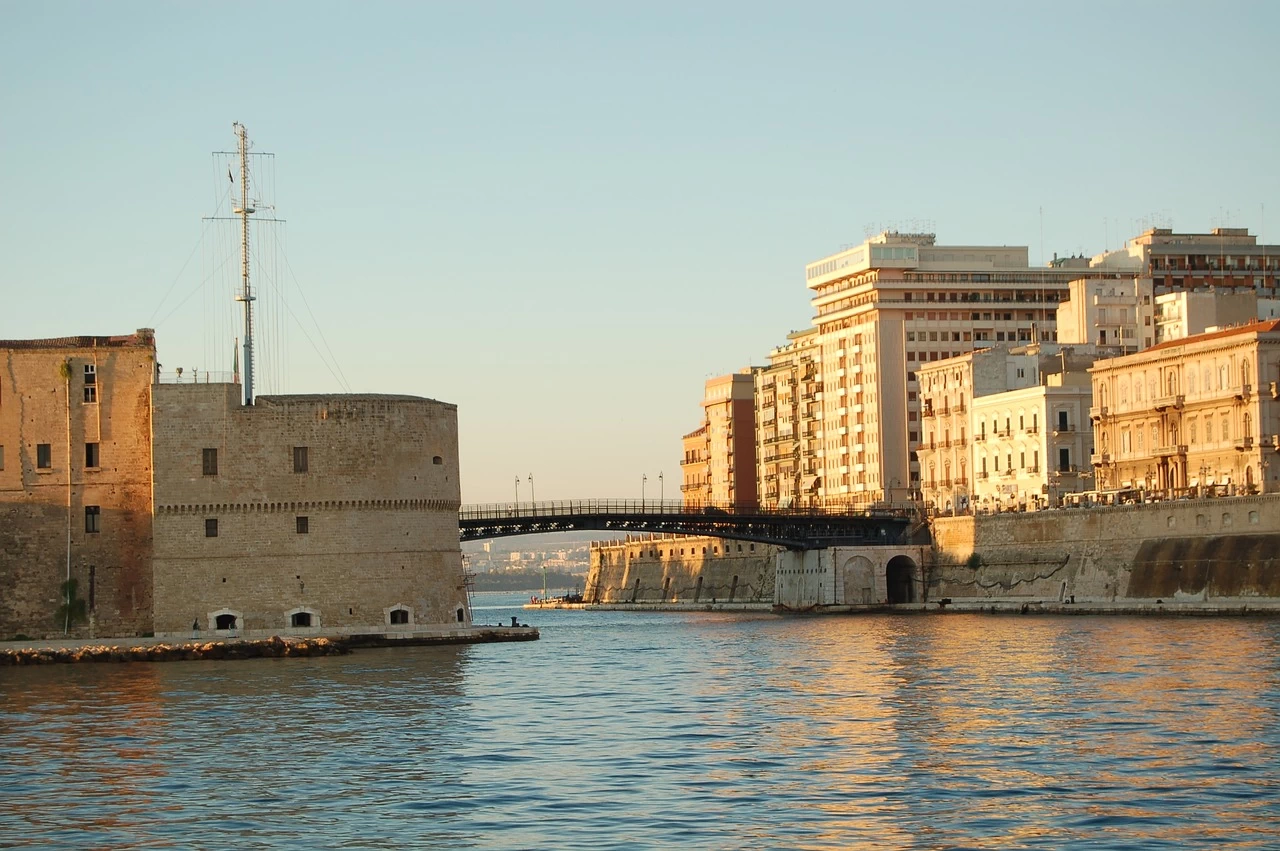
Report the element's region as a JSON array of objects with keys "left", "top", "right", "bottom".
[
  {"left": 1, "top": 442, "right": 101, "bottom": 471},
  {"left": 199, "top": 605, "right": 426, "bottom": 631},
  {"left": 205, "top": 516, "right": 311, "bottom": 537},
  {"left": 200, "top": 446, "right": 446, "bottom": 476}
]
